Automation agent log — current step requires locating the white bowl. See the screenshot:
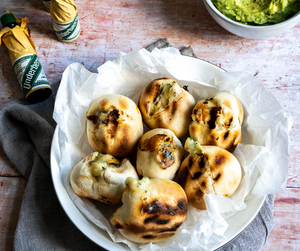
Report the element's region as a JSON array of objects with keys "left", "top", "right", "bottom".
[
  {"left": 51, "top": 55, "right": 268, "bottom": 251},
  {"left": 203, "top": 0, "right": 300, "bottom": 39}
]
